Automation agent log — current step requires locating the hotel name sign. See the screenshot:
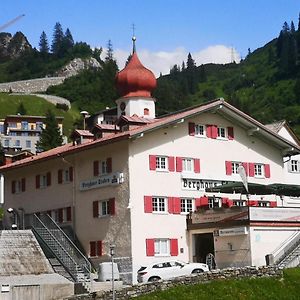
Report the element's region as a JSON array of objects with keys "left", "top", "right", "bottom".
[
  {"left": 182, "top": 177, "right": 228, "bottom": 191},
  {"left": 80, "top": 172, "right": 124, "bottom": 191}
]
